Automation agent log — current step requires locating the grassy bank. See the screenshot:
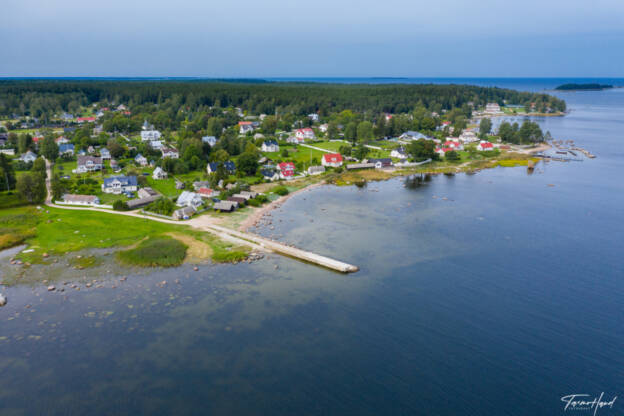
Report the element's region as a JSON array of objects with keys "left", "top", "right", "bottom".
[{"left": 116, "top": 236, "right": 188, "bottom": 267}]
